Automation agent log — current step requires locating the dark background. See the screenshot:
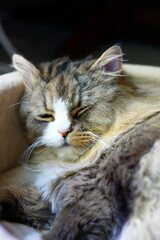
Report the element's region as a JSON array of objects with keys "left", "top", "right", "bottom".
[{"left": 0, "top": 0, "right": 160, "bottom": 73}]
